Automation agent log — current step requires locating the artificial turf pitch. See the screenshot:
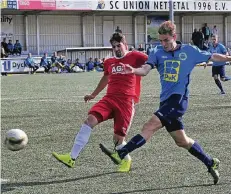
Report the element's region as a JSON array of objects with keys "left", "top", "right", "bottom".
[{"left": 1, "top": 66, "right": 231, "bottom": 194}]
